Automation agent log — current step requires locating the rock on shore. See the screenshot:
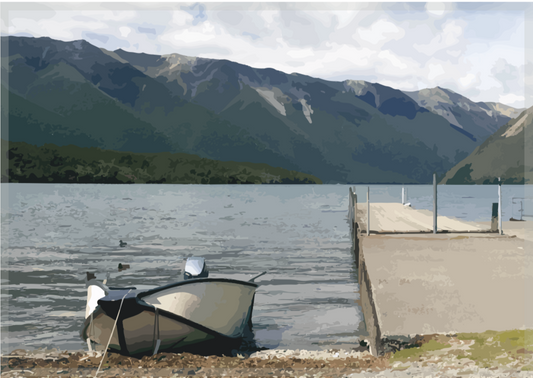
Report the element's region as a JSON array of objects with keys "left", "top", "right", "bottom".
[{"left": 2, "top": 332, "right": 533, "bottom": 377}]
